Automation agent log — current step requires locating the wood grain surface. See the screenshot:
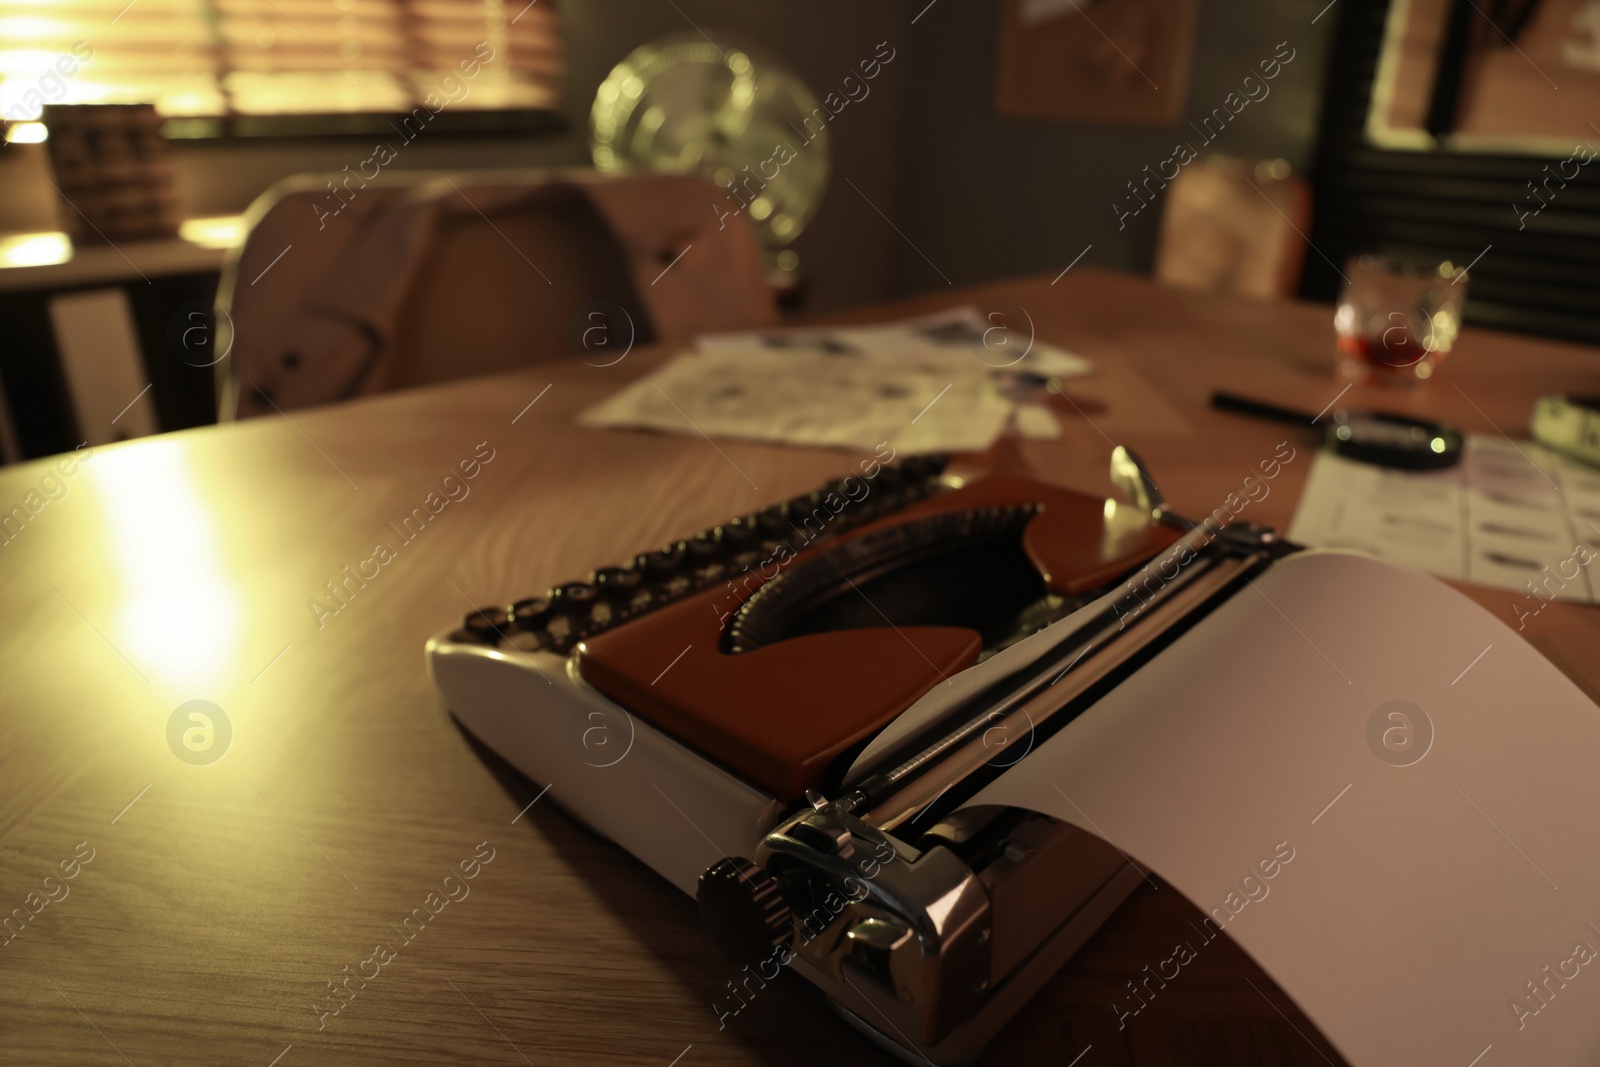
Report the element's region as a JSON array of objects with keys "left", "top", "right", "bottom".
[{"left": 3, "top": 268, "right": 1598, "bottom": 1067}]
